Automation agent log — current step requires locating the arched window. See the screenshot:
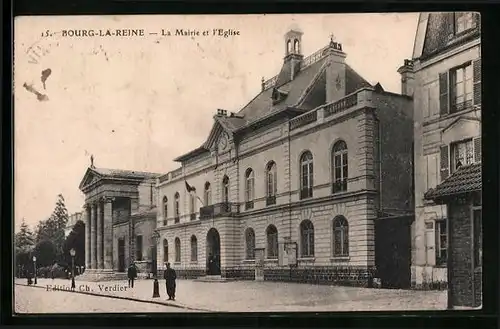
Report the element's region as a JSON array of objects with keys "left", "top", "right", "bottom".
[
  {"left": 300, "top": 151, "right": 314, "bottom": 199},
  {"left": 332, "top": 140, "right": 348, "bottom": 193},
  {"left": 287, "top": 40, "right": 292, "bottom": 54},
  {"left": 162, "top": 196, "right": 168, "bottom": 224},
  {"left": 163, "top": 239, "right": 168, "bottom": 264},
  {"left": 293, "top": 39, "right": 300, "bottom": 53},
  {"left": 245, "top": 228, "right": 256, "bottom": 260},
  {"left": 174, "top": 192, "right": 180, "bottom": 223},
  {"left": 204, "top": 182, "right": 211, "bottom": 206},
  {"left": 190, "top": 235, "right": 198, "bottom": 262},
  {"left": 222, "top": 175, "right": 230, "bottom": 203},
  {"left": 266, "top": 161, "right": 277, "bottom": 205},
  {"left": 300, "top": 220, "right": 314, "bottom": 257},
  {"left": 332, "top": 216, "right": 349, "bottom": 257},
  {"left": 175, "top": 237, "right": 181, "bottom": 262},
  {"left": 245, "top": 169, "right": 255, "bottom": 210},
  {"left": 266, "top": 225, "right": 278, "bottom": 259},
  {"left": 189, "top": 193, "right": 196, "bottom": 219}
]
